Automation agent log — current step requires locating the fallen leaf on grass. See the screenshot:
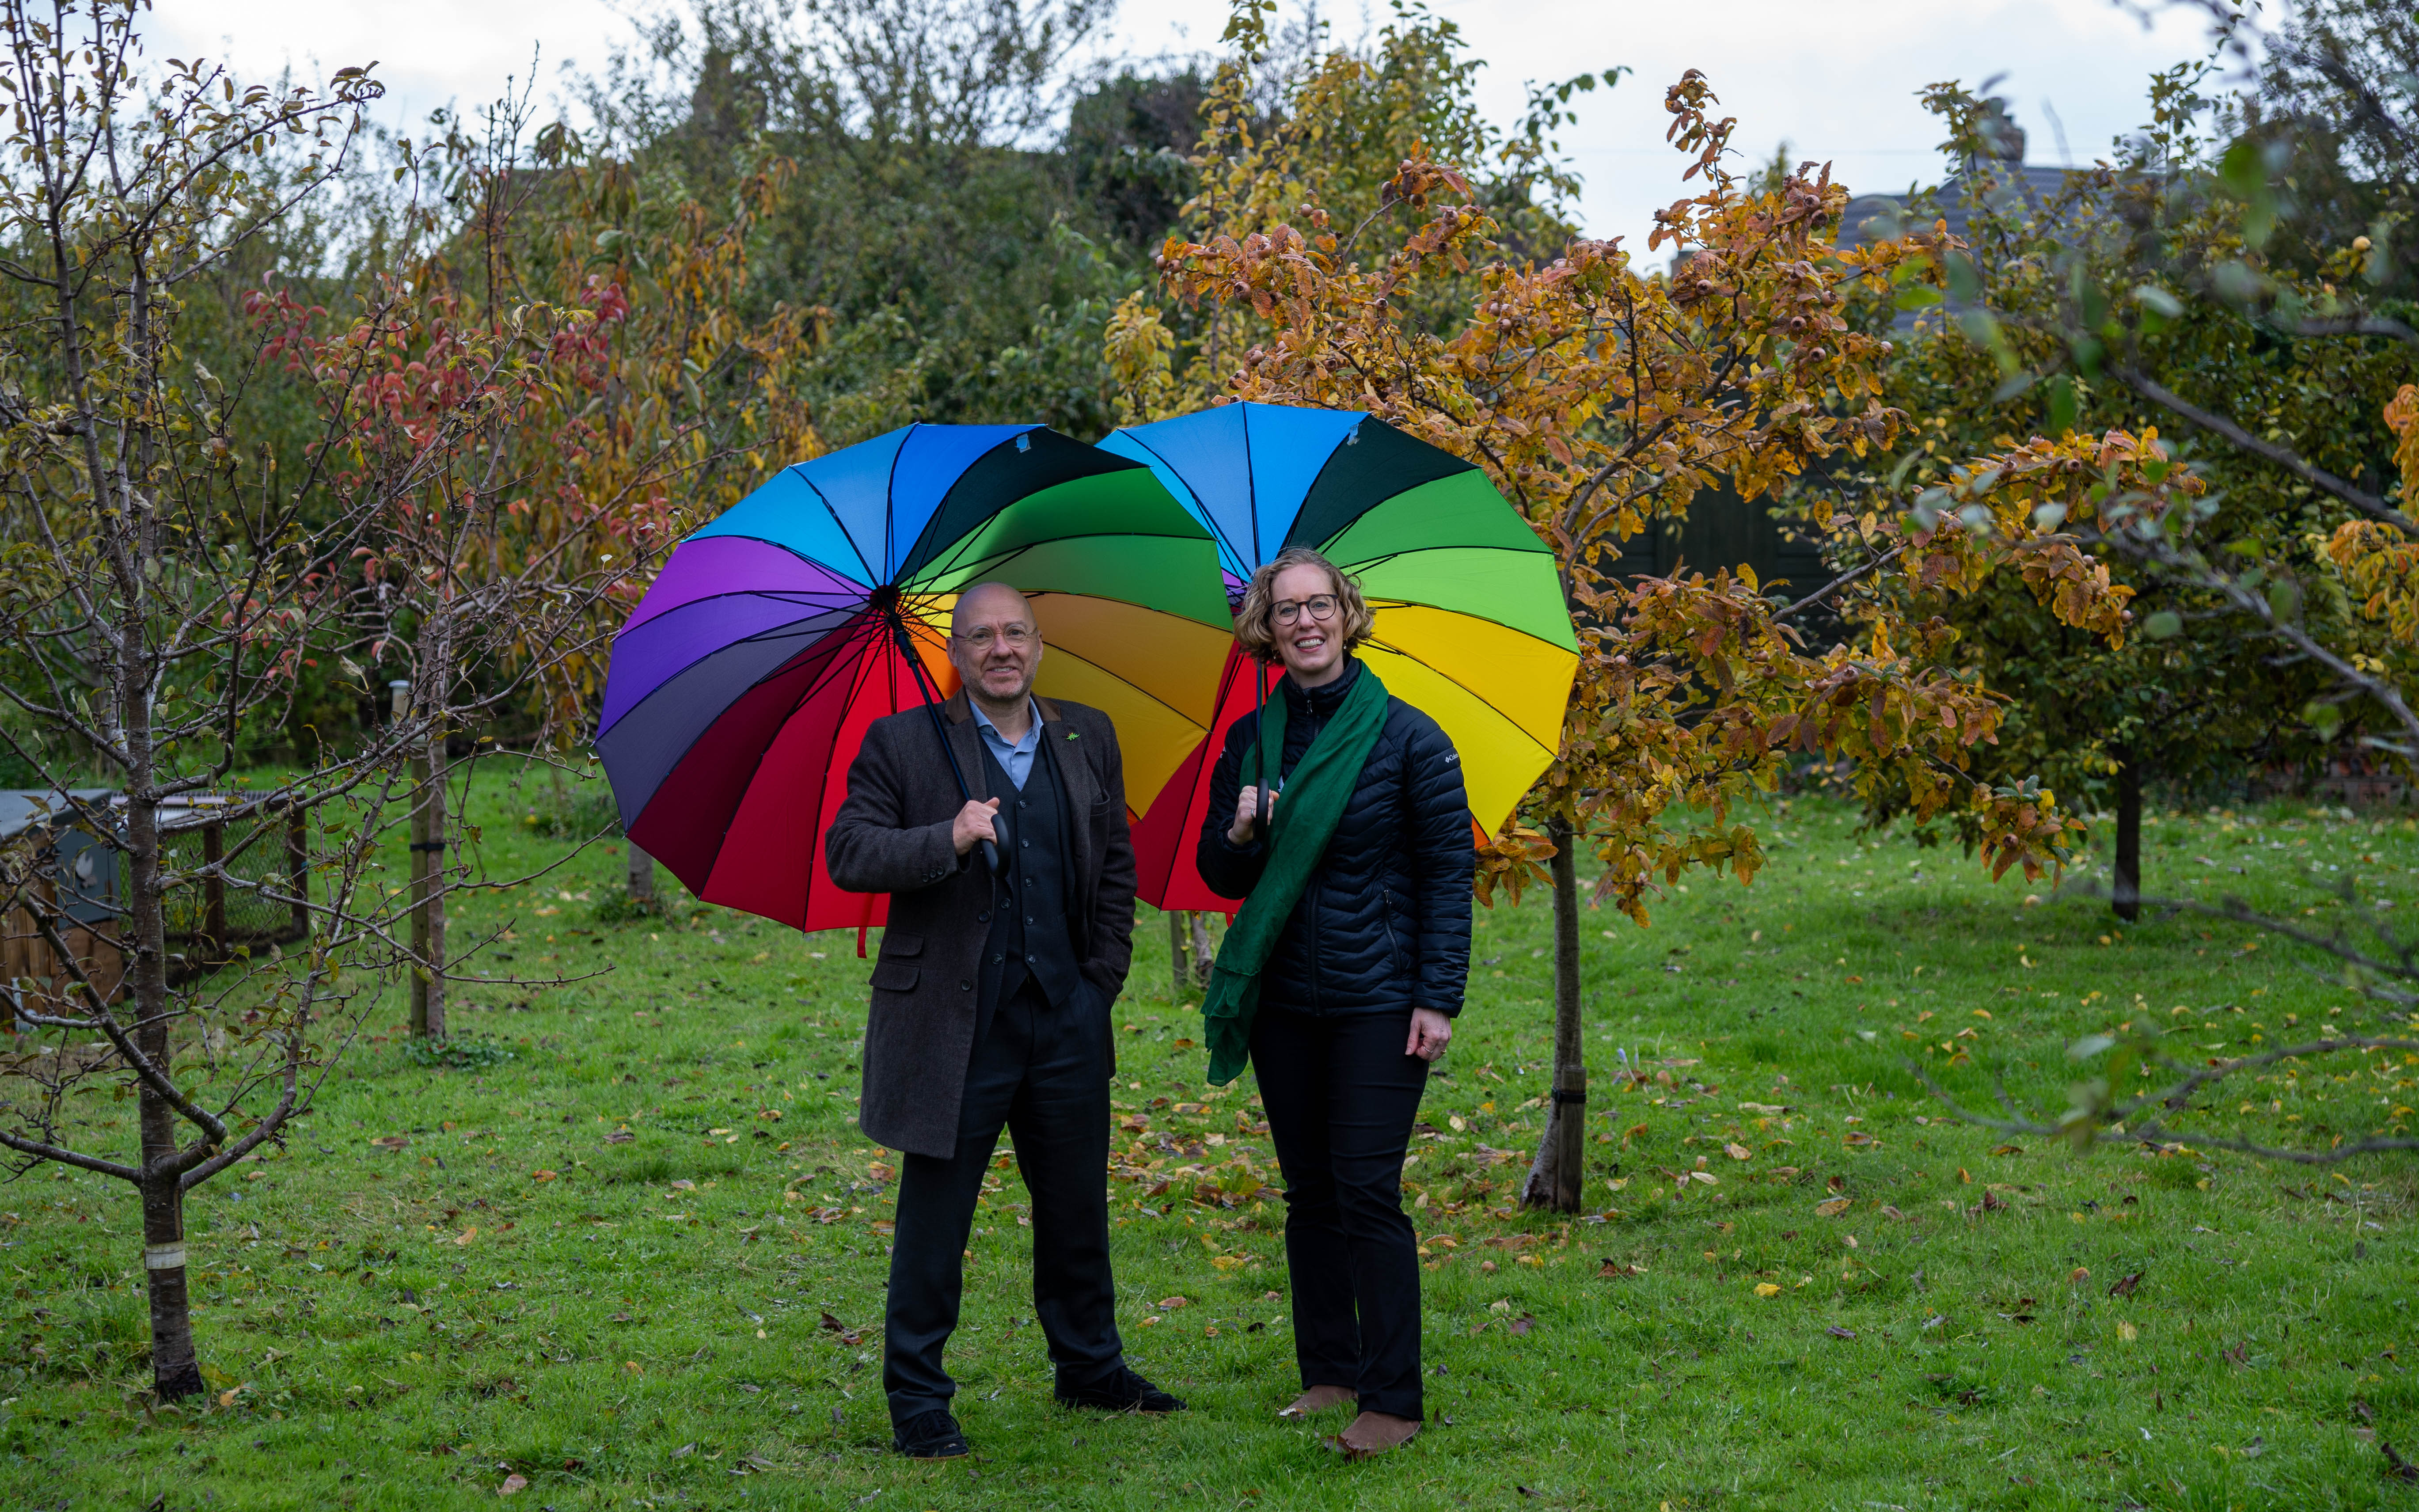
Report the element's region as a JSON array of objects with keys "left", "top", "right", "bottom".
[
  {"left": 1814, "top": 1197, "right": 1853, "bottom": 1218},
  {"left": 604, "top": 1132, "right": 634, "bottom": 1145},
  {"left": 2108, "top": 1271, "right": 2144, "bottom": 1298},
  {"left": 1505, "top": 1314, "right": 1535, "bottom": 1336},
  {"left": 1826, "top": 1326, "right": 1857, "bottom": 1341},
  {"left": 498, "top": 1474, "right": 528, "bottom": 1496},
  {"left": 1724, "top": 1143, "right": 1752, "bottom": 1161},
  {"left": 530, "top": 1170, "right": 557, "bottom": 1183},
  {"left": 1754, "top": 1283, "right": 1781, "bottom": 1298},
  {"left": 1990, "top": 1144, "right": 2024, "bottom": 1156},
  {"left": 370, "top": 1136, "right": 408, "bottom": 1151}
]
